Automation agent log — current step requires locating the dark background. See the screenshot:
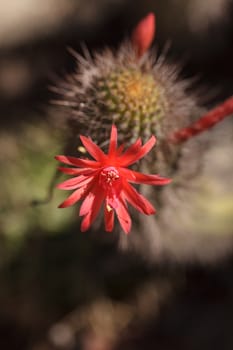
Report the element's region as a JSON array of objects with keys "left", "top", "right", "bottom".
[{"left": 0, "top": 1, "right": 233, "bottom": 349}]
